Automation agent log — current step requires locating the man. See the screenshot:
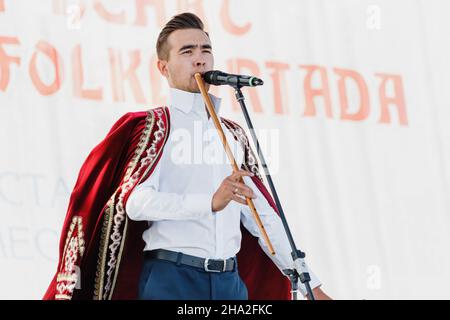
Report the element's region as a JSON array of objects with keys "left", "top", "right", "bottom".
[{"left": 44, "top": 12, "right": 330, "bottom": 300}]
